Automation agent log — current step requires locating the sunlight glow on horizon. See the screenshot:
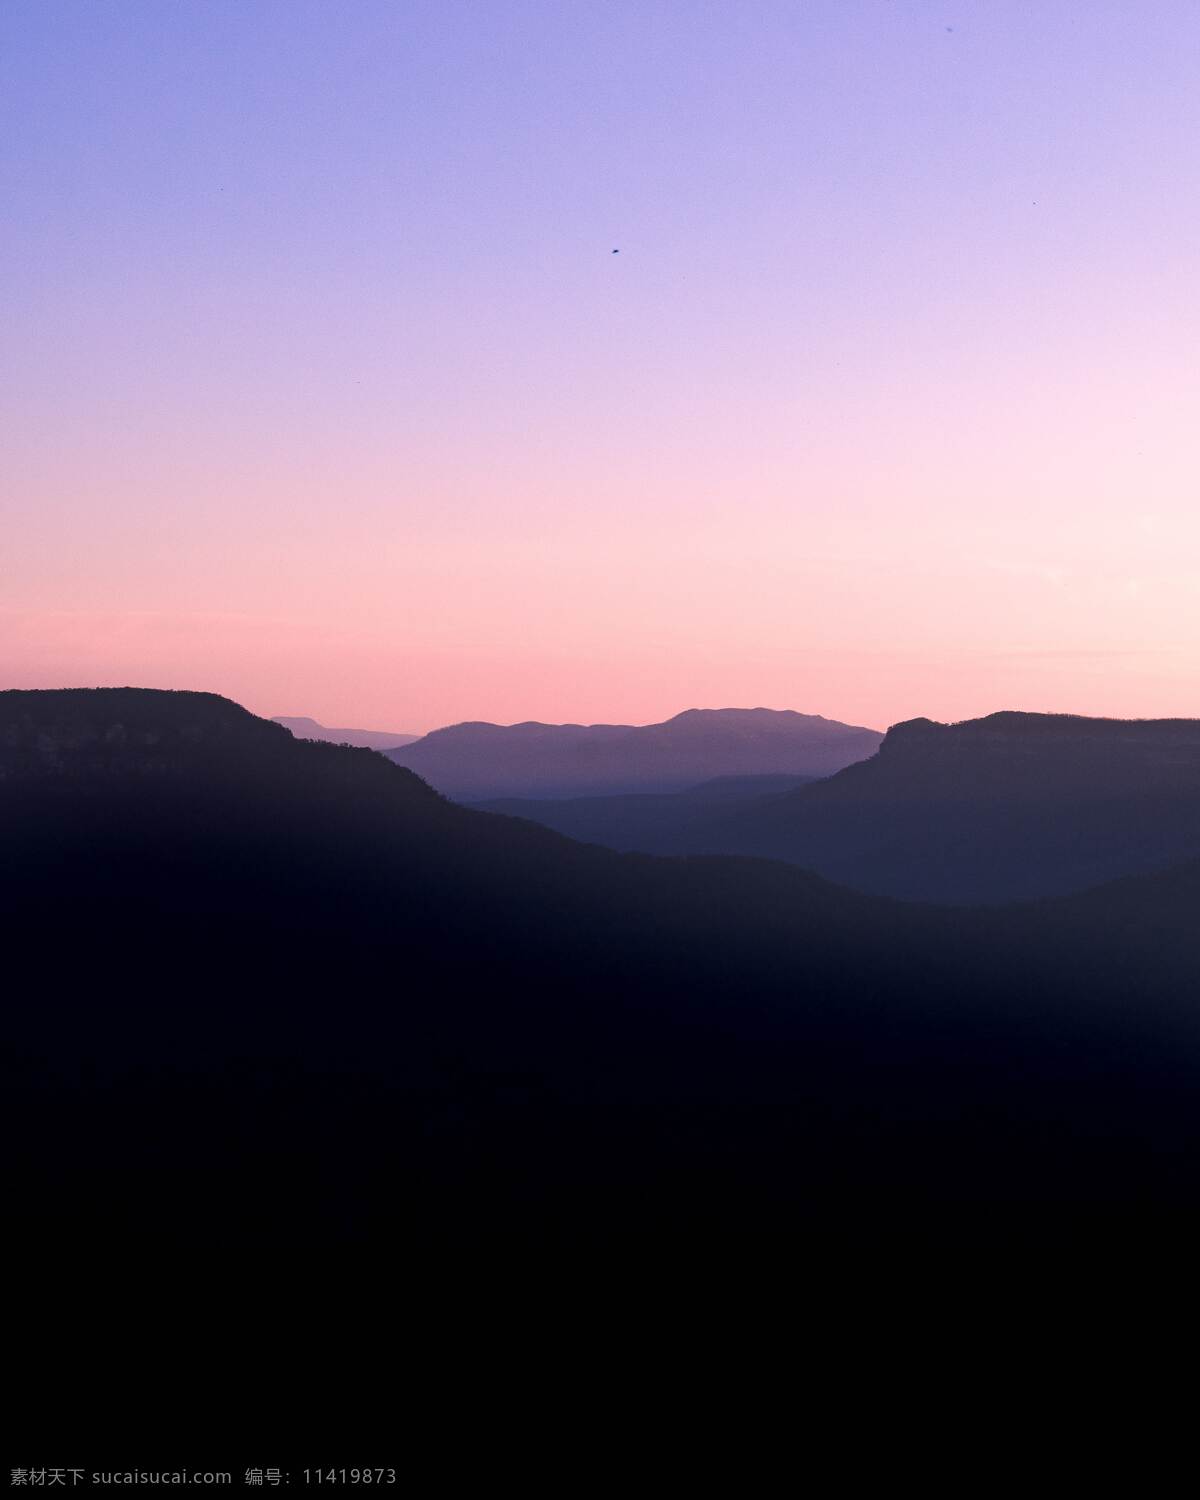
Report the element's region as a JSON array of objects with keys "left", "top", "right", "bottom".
[{"left": 4, "top": 2, "right": 1198, "bottom": 732}]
